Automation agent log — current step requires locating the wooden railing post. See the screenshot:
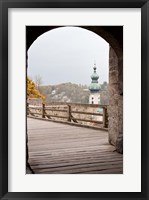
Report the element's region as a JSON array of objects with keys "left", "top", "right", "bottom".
[
  {"left": 42, "top": 103, "right": 45, "bottom": 118},
  {"left": 27, "top": 102, "right": 29, "bottom": 115},
  {"left": 67, "top": 105, "right": 71, "bottom": 122},
  {"left": 103, "top": 107, "right": 108, "bottom": 128}
]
